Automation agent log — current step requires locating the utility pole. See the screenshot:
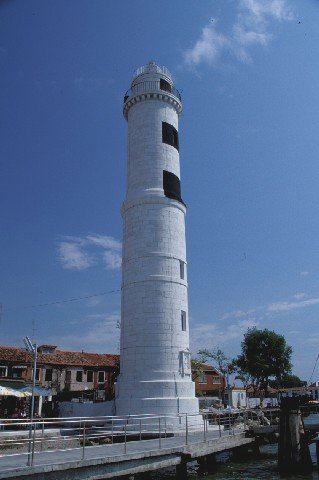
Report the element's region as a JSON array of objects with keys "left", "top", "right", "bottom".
[{"left": 23, "top": 335, "right": 38, "bottom": 466}]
